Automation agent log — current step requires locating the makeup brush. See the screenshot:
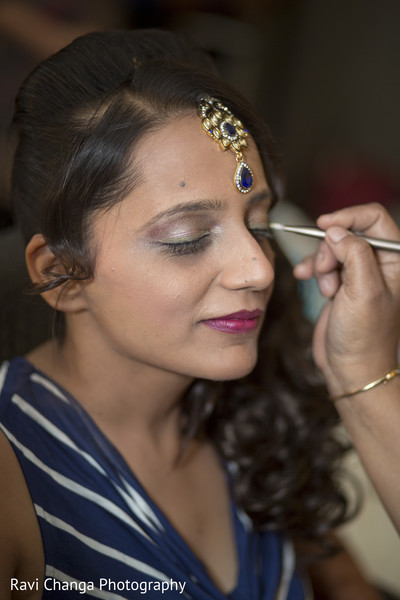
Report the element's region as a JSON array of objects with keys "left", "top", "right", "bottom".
[{"left": 269, "top": 222, "right": 400, "bottom": 253}]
